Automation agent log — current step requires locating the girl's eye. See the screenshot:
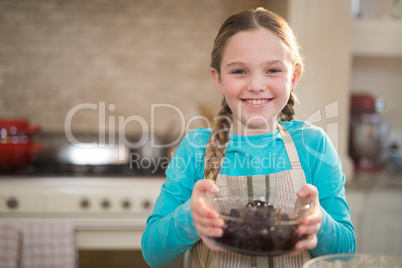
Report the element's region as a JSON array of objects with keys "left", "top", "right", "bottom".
[
  {"left": 232, "top": 69, "right": 246, "bottom": 75},
  {"left": 267, "top": 68, "right": 280, "bottom": 74}
]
